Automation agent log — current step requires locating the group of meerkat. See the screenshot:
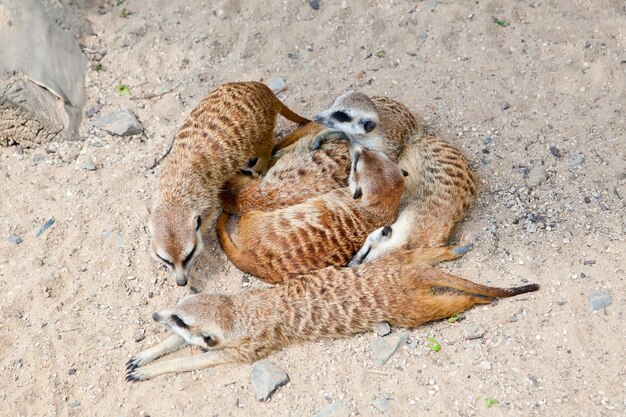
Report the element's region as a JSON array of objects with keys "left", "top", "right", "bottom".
[{"left": 127, "top": 81, "right": 539, "bottom": 381}]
